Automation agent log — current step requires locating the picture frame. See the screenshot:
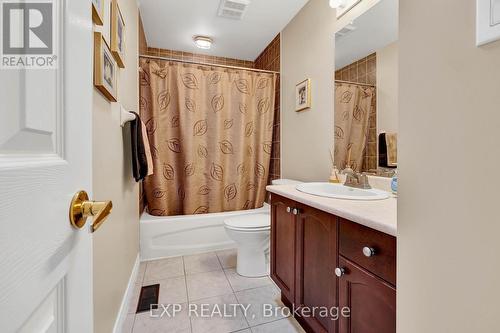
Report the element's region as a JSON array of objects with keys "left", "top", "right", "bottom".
[
  {"left": 477, "top": 0, "right": 500, "bottom": 46},
  {"left": 94, "top": 32, "right": 117, "bottom": 102},
  {"left": 295, "top": 79, "right": 311, "bottom": 112},
  {"left": 91, "top": 0, "right": 104, "bottom": 26},
  {"left": 111, "top": 0, "right": 126, "bottom": 68}
]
